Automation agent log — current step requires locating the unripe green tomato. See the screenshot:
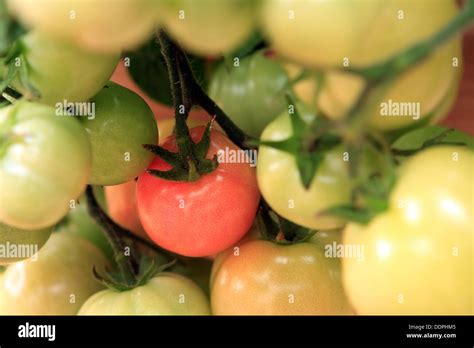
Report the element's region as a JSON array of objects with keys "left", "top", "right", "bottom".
[
  {"left": 0, "top": 222, "right": 52, "bottom": 265},
  {"left": 208, "top": 51, "right": 289, "bottom": 137},
  {"left": 343, "top": 146, "right": 473, "bottom": 314},
  {"left": 0, "top": 101, "right": 91, "bottom": 229},
  {"left": 0, "top": 233, "right": 108, "bottom": 315},
  {"left": 8, "top": 31, "right": 119, "bottom": 105},
  {"left": 263, "top": 0, "right": 461, "bottom": 131},
  {"left": 257, "top": 107, "right": 352, "bottom": 230},
  {"left": 79, "top": 272, "right": 211, "bottom": 315},
  {"left": 160, "top": 0, "right": 259, "bottom": 56},
  {"left": 7, "top": 0, "right": 156, "bottom": 53},
  {"left": 81, "top": 82, "right": 158, "bottom": 186}
]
